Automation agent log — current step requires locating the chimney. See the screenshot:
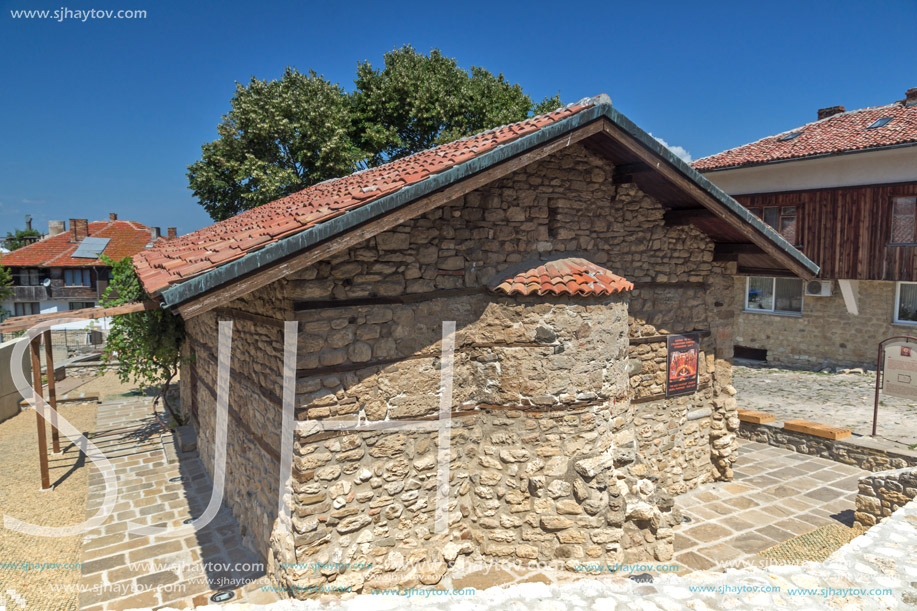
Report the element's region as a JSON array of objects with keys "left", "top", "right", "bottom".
[
  {"left": 48, "top": 220, "right": 66, "bottom": 236},
  {"left": 69, "top": 218, "right": 89, "bottom": 242},
  {"left": 109, "top": 212, "right": 118, "bottom": 221},
  {"left": 817, "top": 106, "right": 846, "bottom": 120},
  {"left": 150, "top": 227, "right": 161, "bottom": 240},
  {"left": 24, "top": 215, "right": 32, "bottom": 231},
  {"left": 167, "top": 227, "right": 177, "bottom": 239},
  {"left": 906, "top": 88, "right": 917, "bottom": 107}
]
